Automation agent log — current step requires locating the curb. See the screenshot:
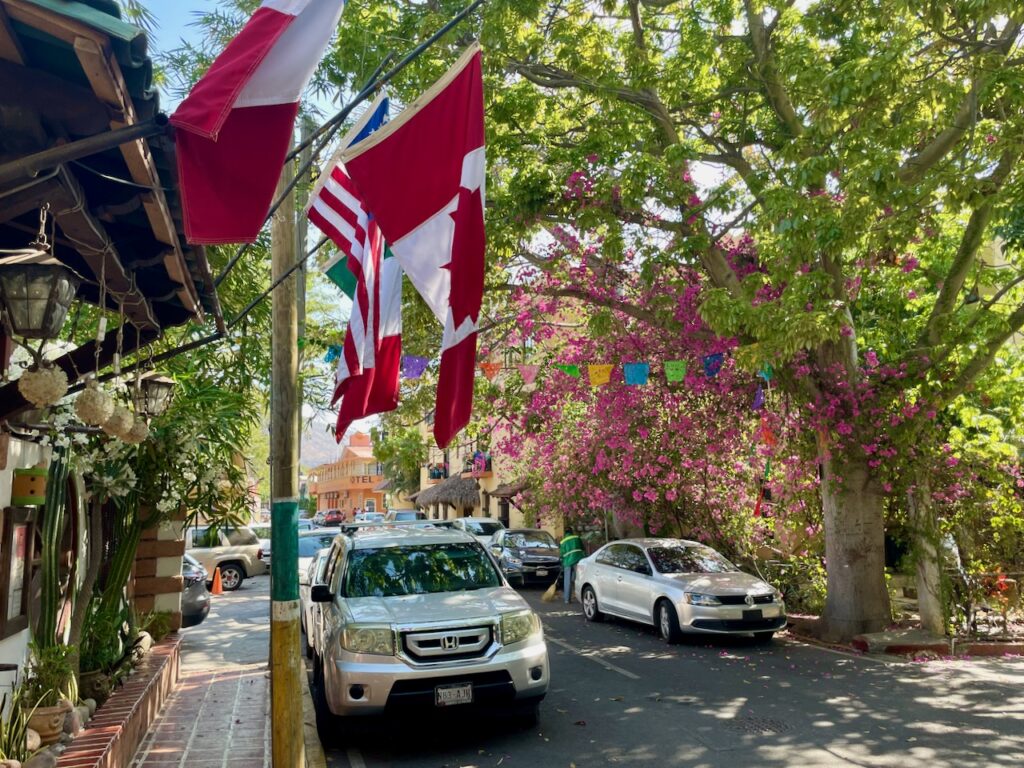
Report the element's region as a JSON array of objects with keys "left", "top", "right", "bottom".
[{"left": 302, "top": 668, "right": 327, "bottom": 768}]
